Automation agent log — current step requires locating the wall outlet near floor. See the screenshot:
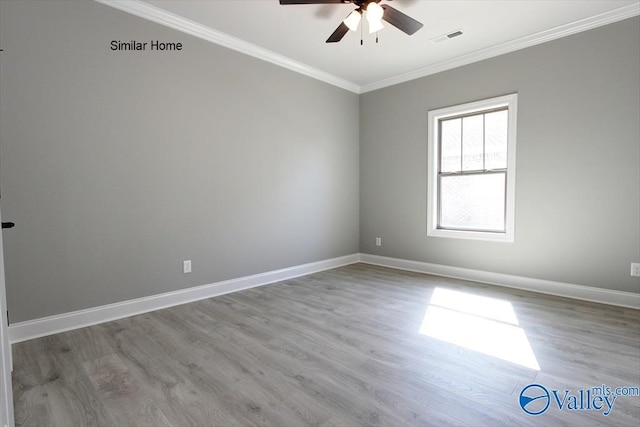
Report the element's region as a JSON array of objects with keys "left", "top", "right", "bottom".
[
  {"left": 632, "top": 263, "right": 640, "bottom": 277},
  {"left": 183, "top": 260, "right": 192, "bottom": 274},
  {"left": 375, "top": 237, "right": 382, "bottom": 247}
]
